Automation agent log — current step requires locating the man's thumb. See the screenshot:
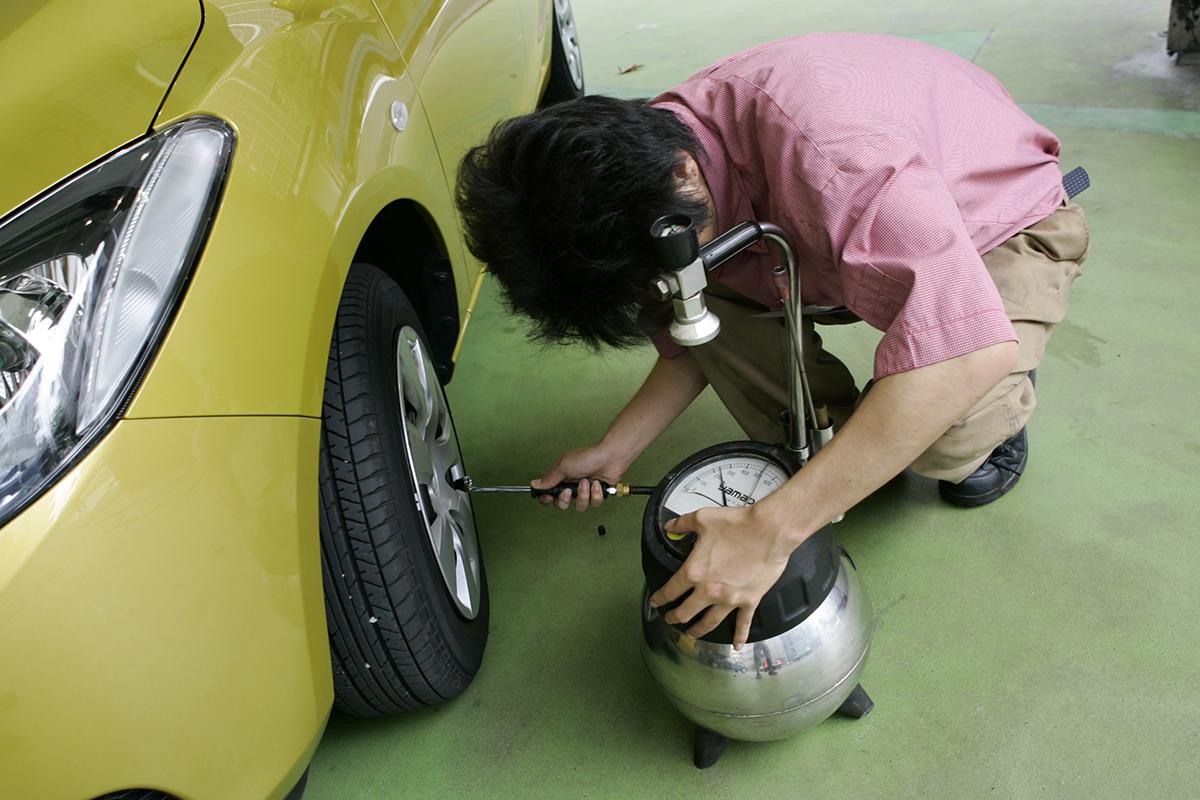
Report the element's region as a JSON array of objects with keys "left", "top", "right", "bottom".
[
  {"left": 665, "top": 513, "right": 696, "bottom": 534},
  {"left": 531, "top": 468, "right": 563, "bottom": 489}
]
